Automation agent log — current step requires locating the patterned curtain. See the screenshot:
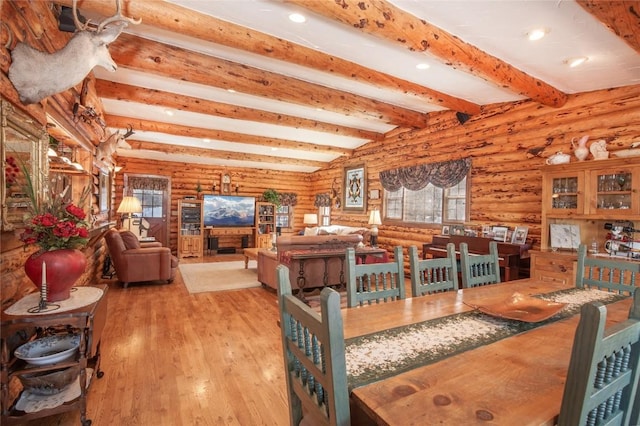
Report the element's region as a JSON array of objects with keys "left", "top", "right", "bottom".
[
  {"left": 128, "top": 176, "right": 168, "bottom": 190},
  {"left": 380, "top": 158, "right": 471, "bottom": 191},
  {"left": 314, "top": 193, "right": 331, "bottom": 207},
  {"left": 279, "top": 192, "right": 297, "bottom": 206}
]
